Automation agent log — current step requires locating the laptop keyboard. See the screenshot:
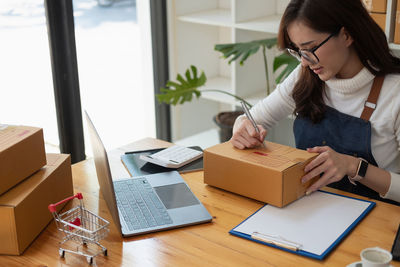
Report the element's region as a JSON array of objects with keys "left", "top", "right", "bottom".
[{"left": 114, "top": 178, "right": 172, "bottom": 231}]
